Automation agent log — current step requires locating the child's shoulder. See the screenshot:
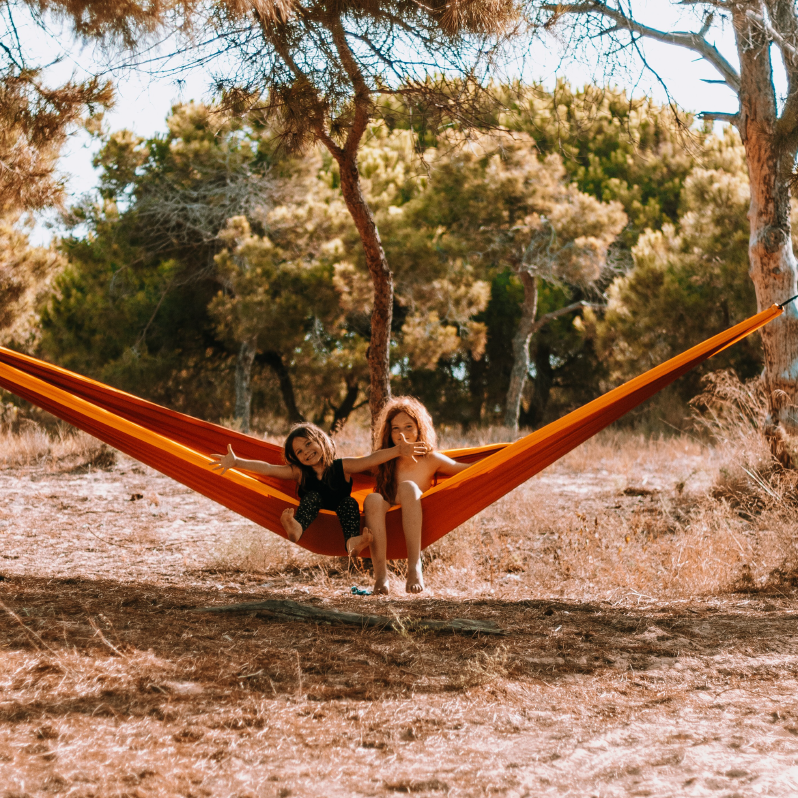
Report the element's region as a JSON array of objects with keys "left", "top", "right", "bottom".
[{"left": 426, "top": 450, "right": 450, "bottom": 466}]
